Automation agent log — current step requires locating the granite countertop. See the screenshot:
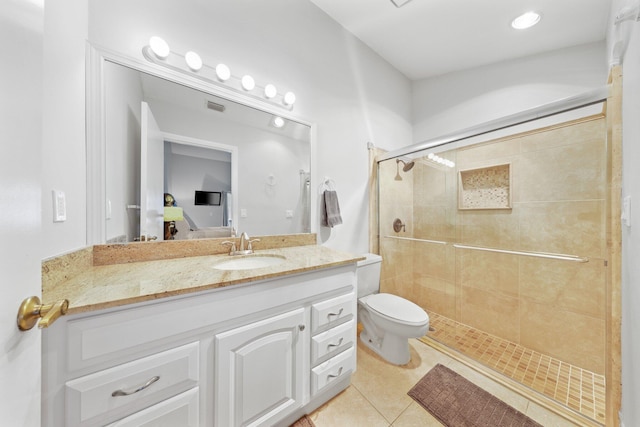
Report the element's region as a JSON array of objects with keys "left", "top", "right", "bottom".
[{"left": 43, "top": 245, "right": 363, "bottom": 315}]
